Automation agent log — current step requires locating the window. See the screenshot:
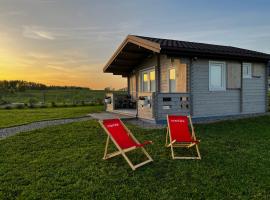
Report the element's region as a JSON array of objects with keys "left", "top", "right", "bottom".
[
  {"left": 150, "top": 71, "right": 156, "bottom": 92},
  {"left": 169, "top": 68, "right": 176, "bottom": 92},
  {"left": 141, "top": 69, "right": 155, "bottom": 92},
  {"left": 142, "top": 72, "right": 148, "bottom": 92},
  {"left": 243, "top": 63, "right": 252, "bottom": 78},
  {"left": 209, "top": 61, "right": 226, "bottom": 91}
]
